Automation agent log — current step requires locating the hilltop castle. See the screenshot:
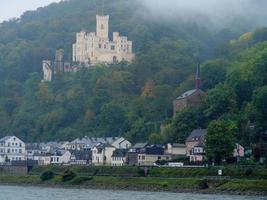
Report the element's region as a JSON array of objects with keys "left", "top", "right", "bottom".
[
  {"left": 72, "top": 15, "right": 135, "bottom": 65},
  {"left": 42, "top": 15, "right": 134, "bottom": 81}
]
